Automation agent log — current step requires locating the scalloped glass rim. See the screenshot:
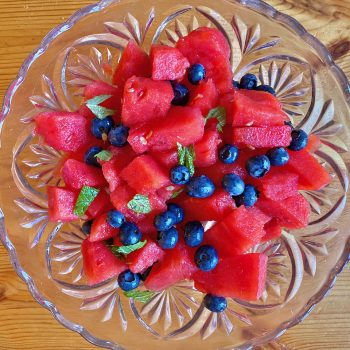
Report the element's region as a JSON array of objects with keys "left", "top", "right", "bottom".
[{"left": 0, "top": 0, "right": 349, "bottom": 349}]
